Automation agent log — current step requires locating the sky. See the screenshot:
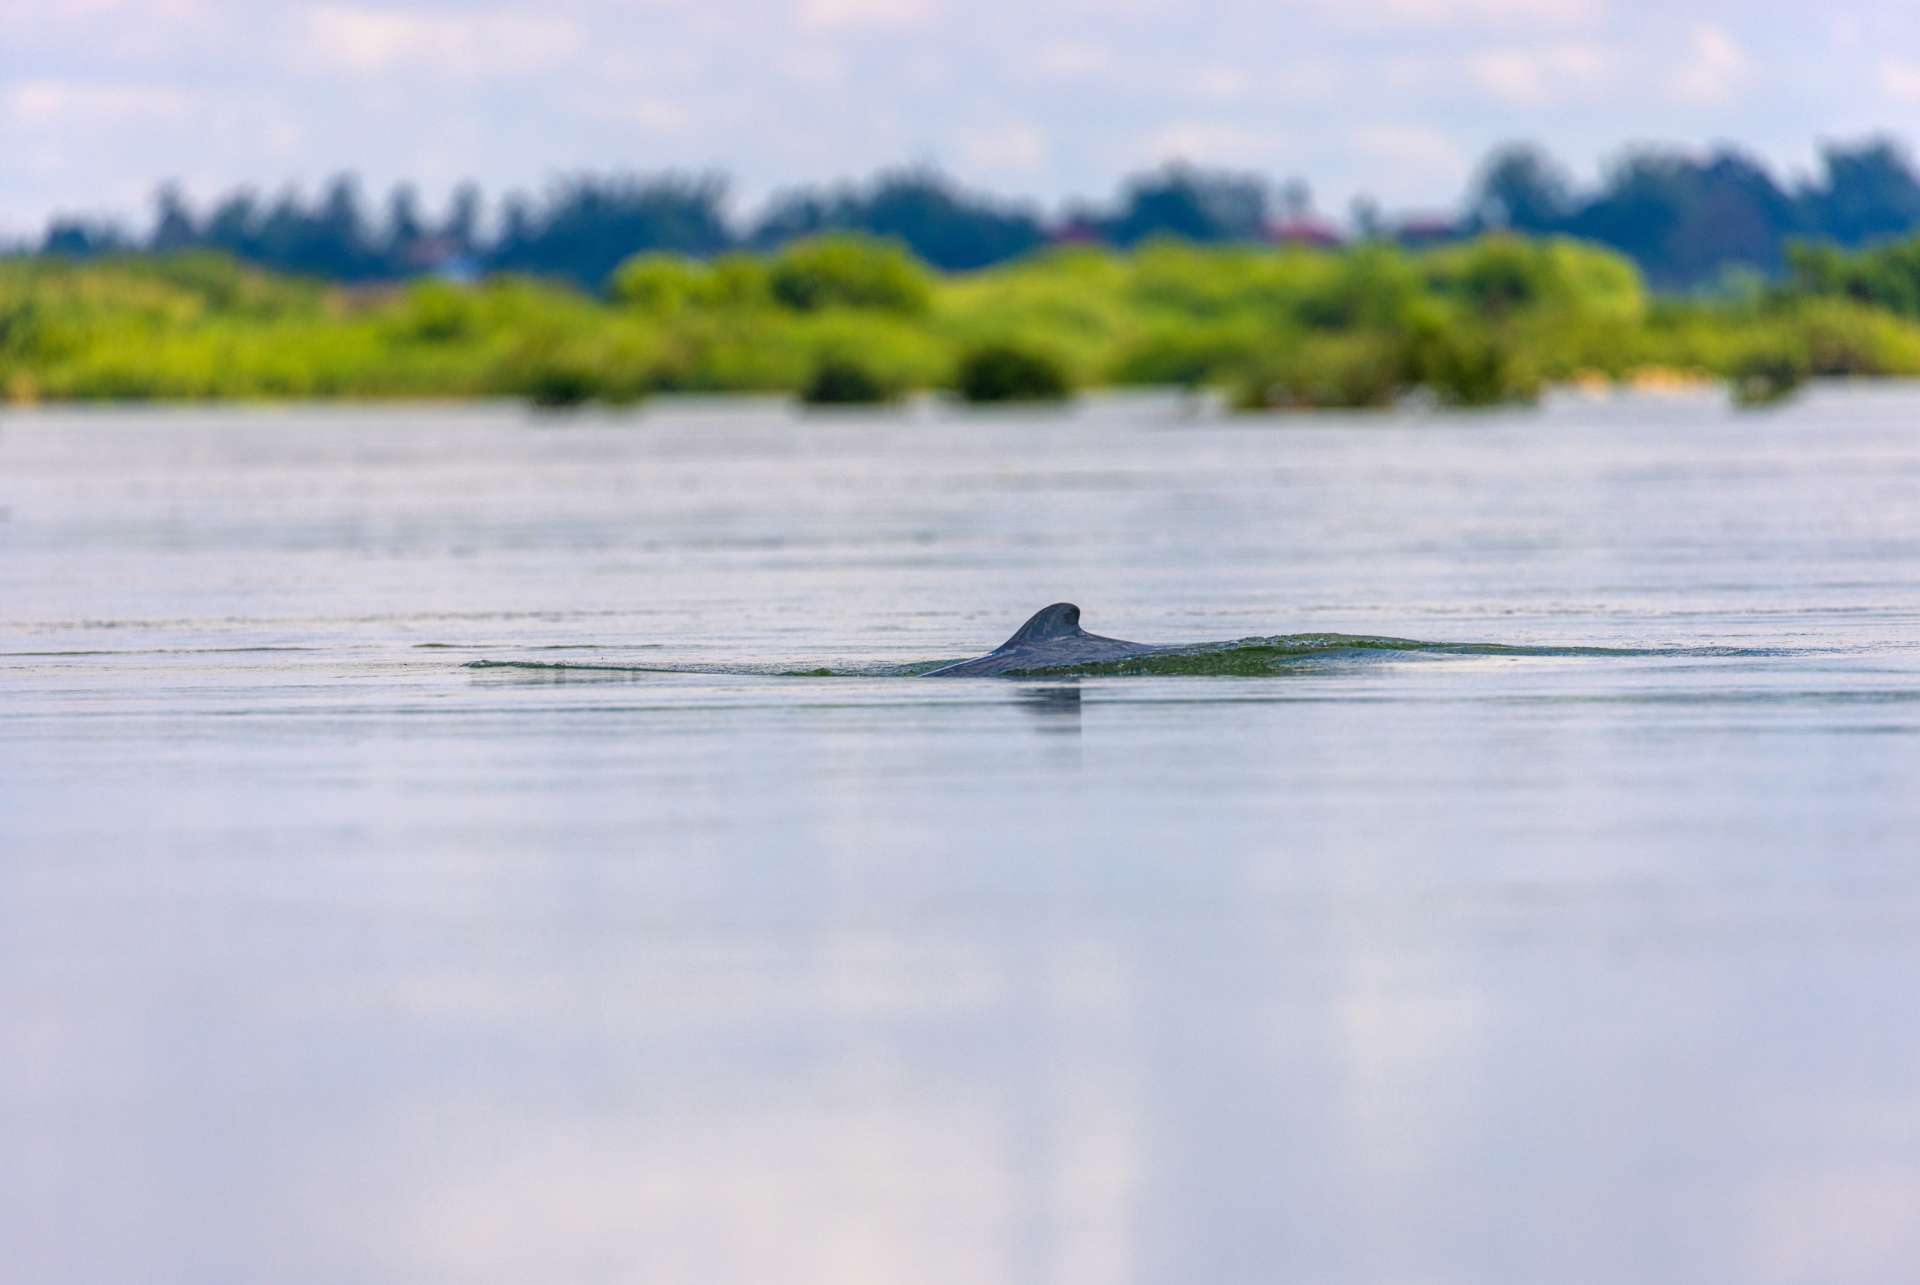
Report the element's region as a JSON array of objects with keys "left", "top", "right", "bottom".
[{"left": 5, "top": 0, "right": 1920, "bottom": 236}]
